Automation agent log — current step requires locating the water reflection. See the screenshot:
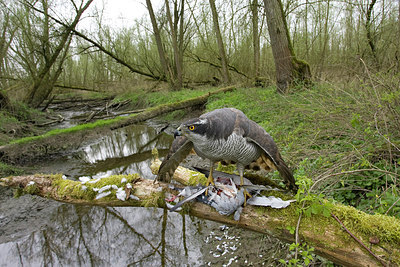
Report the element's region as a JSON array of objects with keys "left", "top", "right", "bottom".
[
  {"left": 74, "top": 124, "right": 172, "bottom": 179},
  {"left": 0, "top": 123, "right": 291, "bottom": 266},
  {"left": 0, "top": 205, "right": 206, "bottom": 266}
]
